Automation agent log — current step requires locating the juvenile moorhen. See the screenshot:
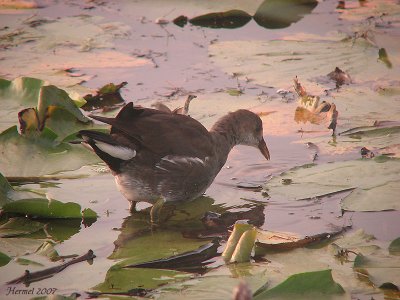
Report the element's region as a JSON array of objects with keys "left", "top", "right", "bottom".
[{"left": 79, "top": 103, "right": 270, "bottom": 220}]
